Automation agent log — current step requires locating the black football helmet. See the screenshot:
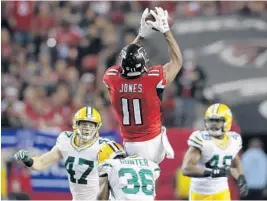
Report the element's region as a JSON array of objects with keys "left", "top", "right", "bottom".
[{"left": 119, "top": 44, "right": 149, "bottom": 77}]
